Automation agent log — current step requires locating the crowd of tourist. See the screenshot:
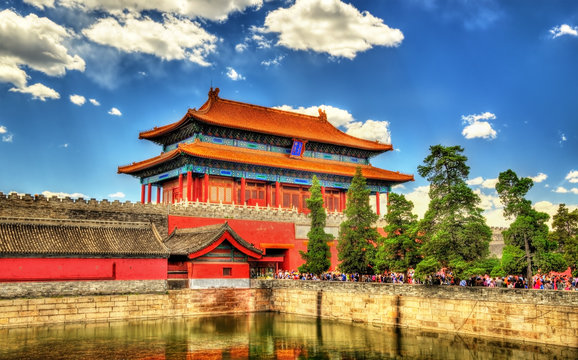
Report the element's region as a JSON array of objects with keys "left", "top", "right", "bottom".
[{"left": 271, "top": 269, "right": 578, "bottom": 291}]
